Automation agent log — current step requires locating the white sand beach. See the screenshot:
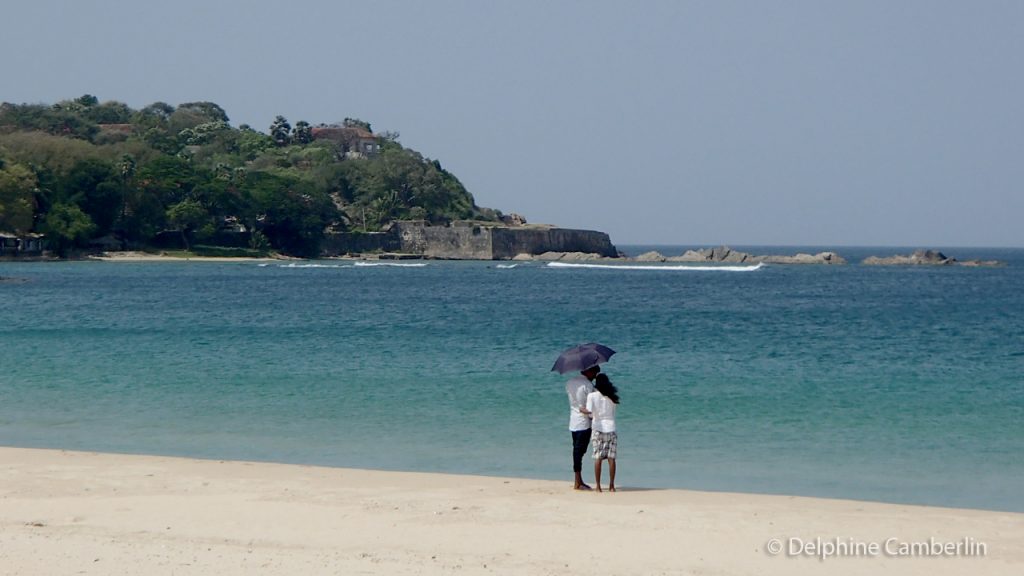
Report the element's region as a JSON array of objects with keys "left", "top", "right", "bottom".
[{"left": 1, "top": 447, "right": 1020, "bottom": 575}]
